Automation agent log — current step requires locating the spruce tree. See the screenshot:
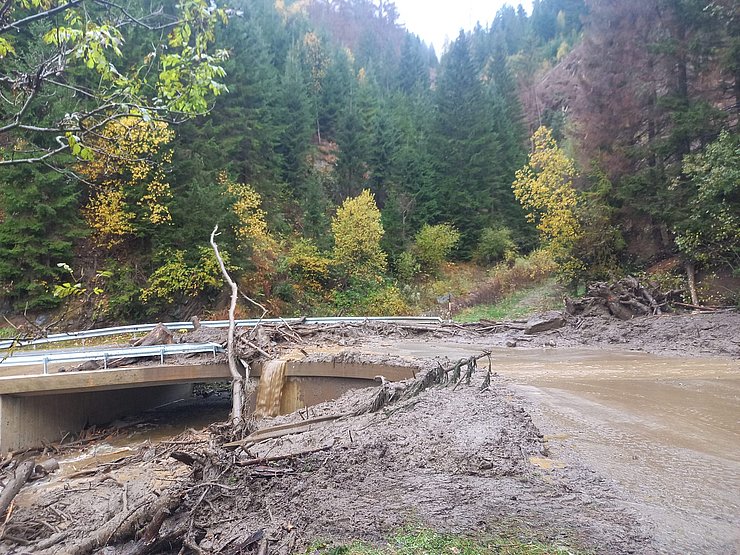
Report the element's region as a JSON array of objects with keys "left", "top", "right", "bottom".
[{"left": 0, "top": 166, "right": 82, "bottom": 309}]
